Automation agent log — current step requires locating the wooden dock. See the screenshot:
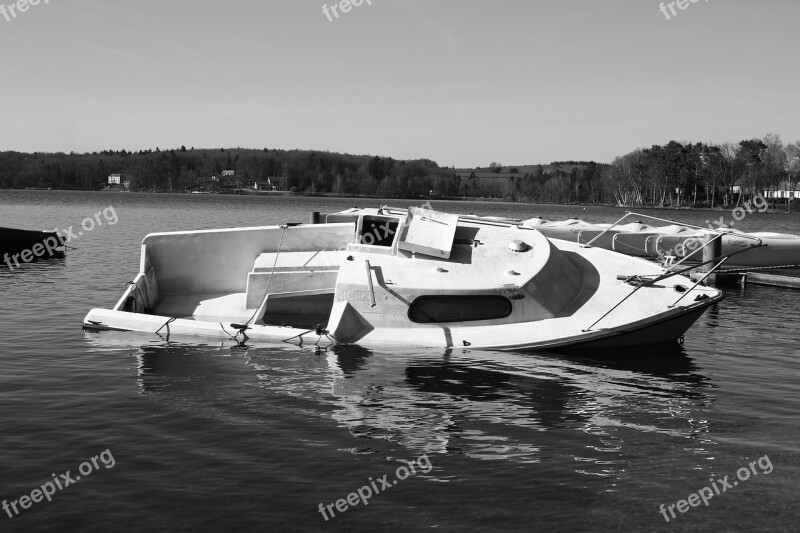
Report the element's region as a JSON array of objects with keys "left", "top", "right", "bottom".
[
  {"left": 745, "top": 273, "right": 800, "bottom": 289},
  {"left": 692, "top": 271, "right": 800, "bottom": 289}
]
